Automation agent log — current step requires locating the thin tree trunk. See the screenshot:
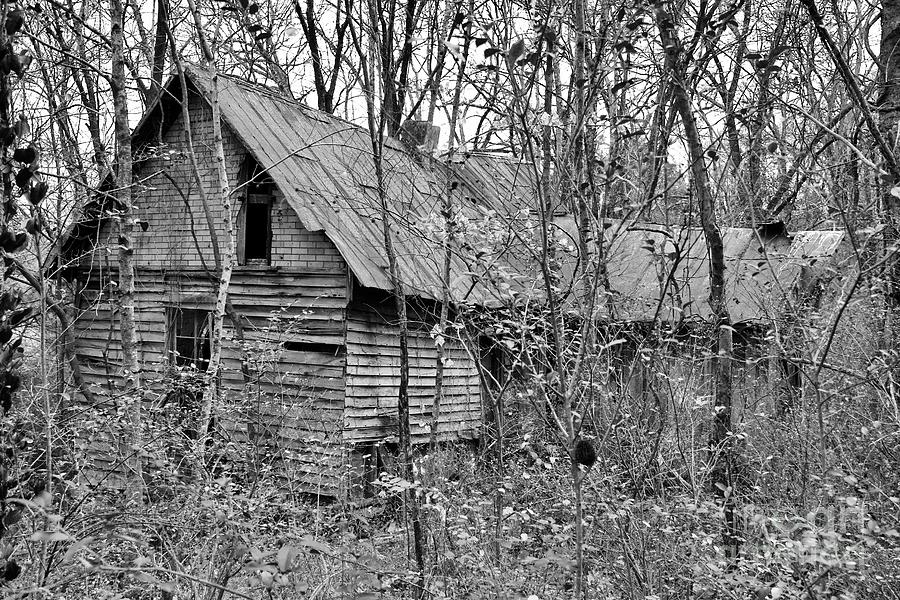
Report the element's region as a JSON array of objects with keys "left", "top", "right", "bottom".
[
  {"left": 46, "top": 5, "right": 108, "bottom": 169},
  {"left": 800, "top": 0, "right": 898, "bottom": 176},
  {"left": 370, "top": 114, "right": 426, "bottom": 600},
  {"left": 746, "top": 2, "right": 789, "bottom": 222},
  {"left": 425, "top": 1, "right": 456, "bottom": 122},
  {"left": 171, "top": 54, "right": 222, "bottom": 272},
  {"left": 197, "top": 66, "right": 236, "bottom": 474},
  {"left": 293, "top": 0, "right": 351, "bottom": 113},
  {"left": 110, "top": 0, "right": 143, "bottom": 504},
  {"left": 351, "top": 15, "right": 426, "bottom": 593},
  {"left": 185, "top": 0, "right": 237, "bottom": 469},
  {"left": 151, "top": 0, "right": 168, "bottom": 93},
  {"left": 432, "top": 0, "right": 473, "bottom": 451},
  {"left": 571, "top": 0, "right": 588, "bottom": 594},
  {"left": 880, "top": 0, "right": 900, "bottom": 415},
  {"left": 656, "top": 5, "right": 737, "bottom": 560},
  {"left": 390, "top": 0, "right": 418, "bottom": 134}
]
